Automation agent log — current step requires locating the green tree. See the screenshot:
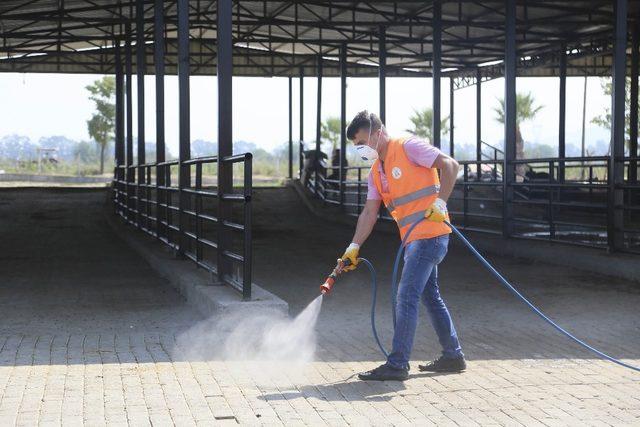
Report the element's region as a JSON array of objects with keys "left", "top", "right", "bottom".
[
  {"left": 591, "top": 77, "right": 637, "bottom": 153},
  {"left": 493, "top": 92, "right": 543, "bottom": 178},
  {"left": 321, "top": 117, "right": 342, "bottom": 151},
  {"left": 405, "top": 108, "right": 450, "bottom": 144},
  {"left": 73, "top": 140, "right": 98, "bottom": 164},
  {"left": 85, "top": 76, "right": 115, "bottom": 174}
]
